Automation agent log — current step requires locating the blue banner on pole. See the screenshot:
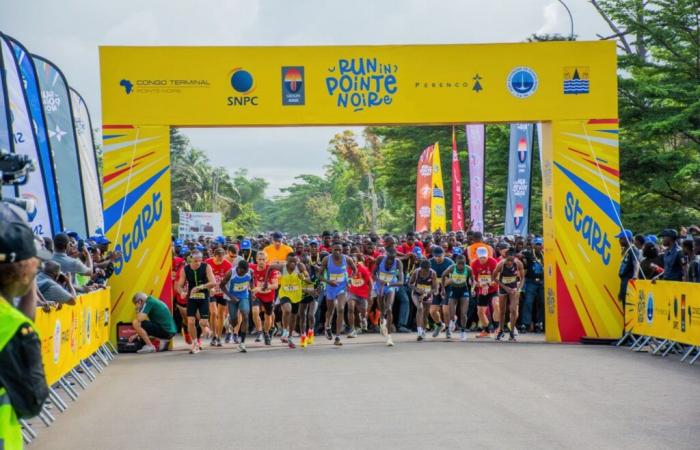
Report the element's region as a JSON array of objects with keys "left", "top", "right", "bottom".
[
  {"left": 504, "top": 123, "right": 534, "bottom": 236},
  {"left": 8, "top": 36, "right": 63, "bottom": 235}
]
